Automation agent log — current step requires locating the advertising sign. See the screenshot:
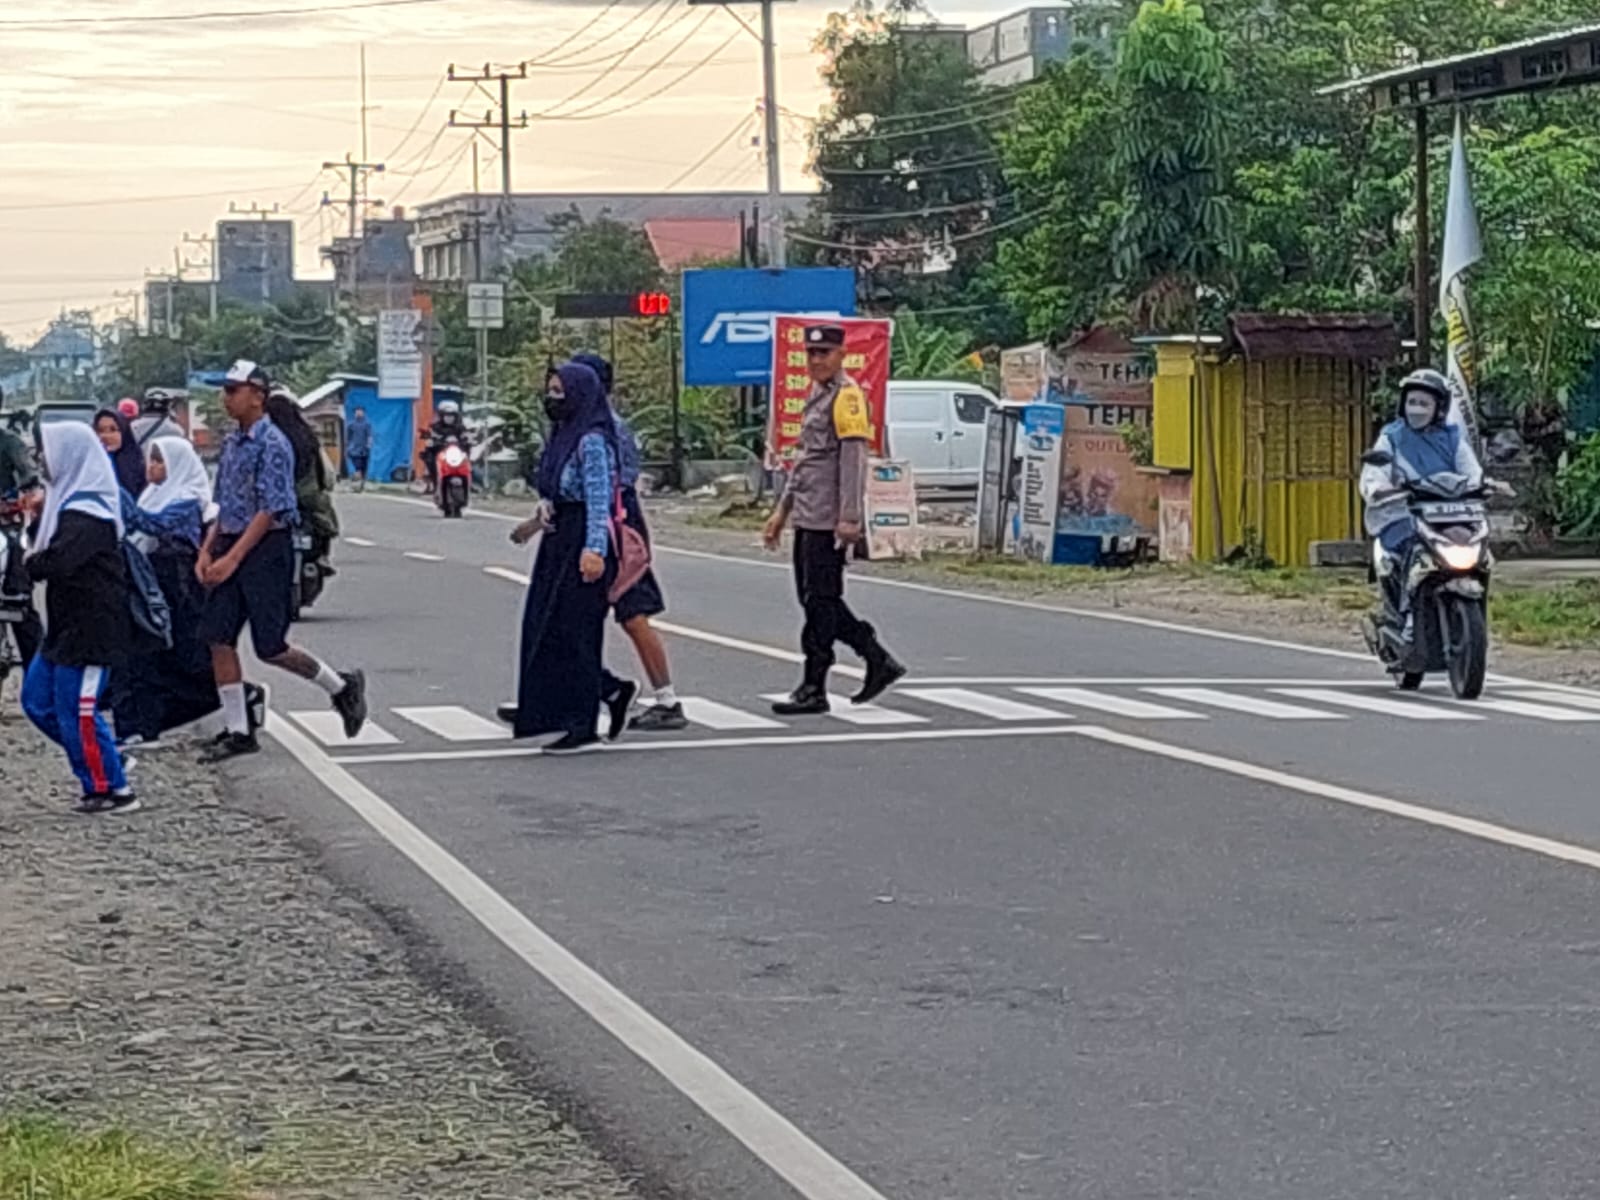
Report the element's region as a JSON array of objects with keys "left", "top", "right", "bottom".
[
  {"left": 466, "top": 282, "right": 505, "bottom": 330},
  {"left": 1018, "top": 403, "right": 1064, "bottom": 562},
  {"left": 377, "top": 308, "right": 424, "bottom": 400},
  {"left": 1058, "top": 329, "right": 1158, "bottom": 539},
  {"left": 767, "top": 315, "right": 892, "bottom": 469},
  {"left": 864, "top": 459, "right": 921, "bottom": 561},
  {"left": 682, "top": 267, "right": 856, "bottom": 386},
  {"left": 1000, "top": 342, "right": 1067, "bottom": 405}
]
